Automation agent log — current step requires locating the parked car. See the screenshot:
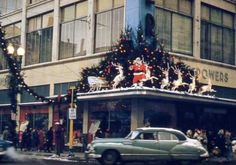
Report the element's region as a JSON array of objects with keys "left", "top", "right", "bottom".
[
  {"left": 0, "top": 139, "right": 13, "bottom": 160},
  {"left": 85, "top": 127, "right": 209, "bottom": 165}
]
